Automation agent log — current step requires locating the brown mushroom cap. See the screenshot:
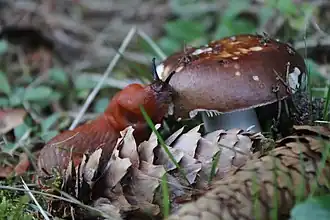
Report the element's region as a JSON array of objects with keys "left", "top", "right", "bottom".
[{"left": 156, "top": 34, "right": 307, "bottom": 118}]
